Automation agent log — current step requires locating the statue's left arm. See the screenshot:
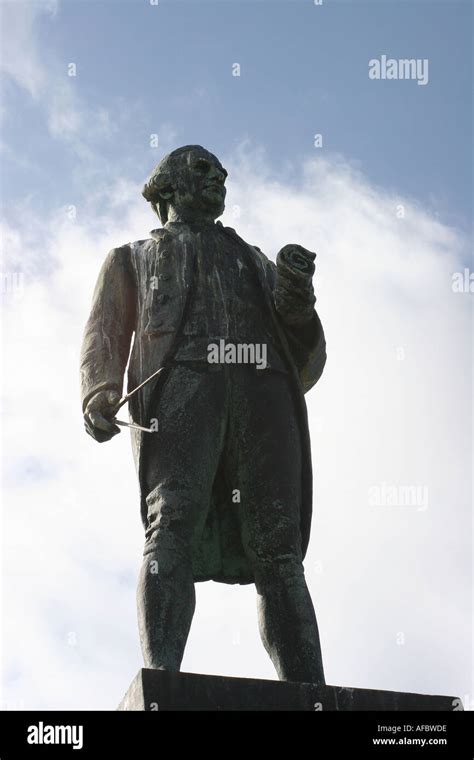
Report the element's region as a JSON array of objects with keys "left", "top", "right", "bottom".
[{"left": 259, "top": 243, "right": 327, "bottom": 393}]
